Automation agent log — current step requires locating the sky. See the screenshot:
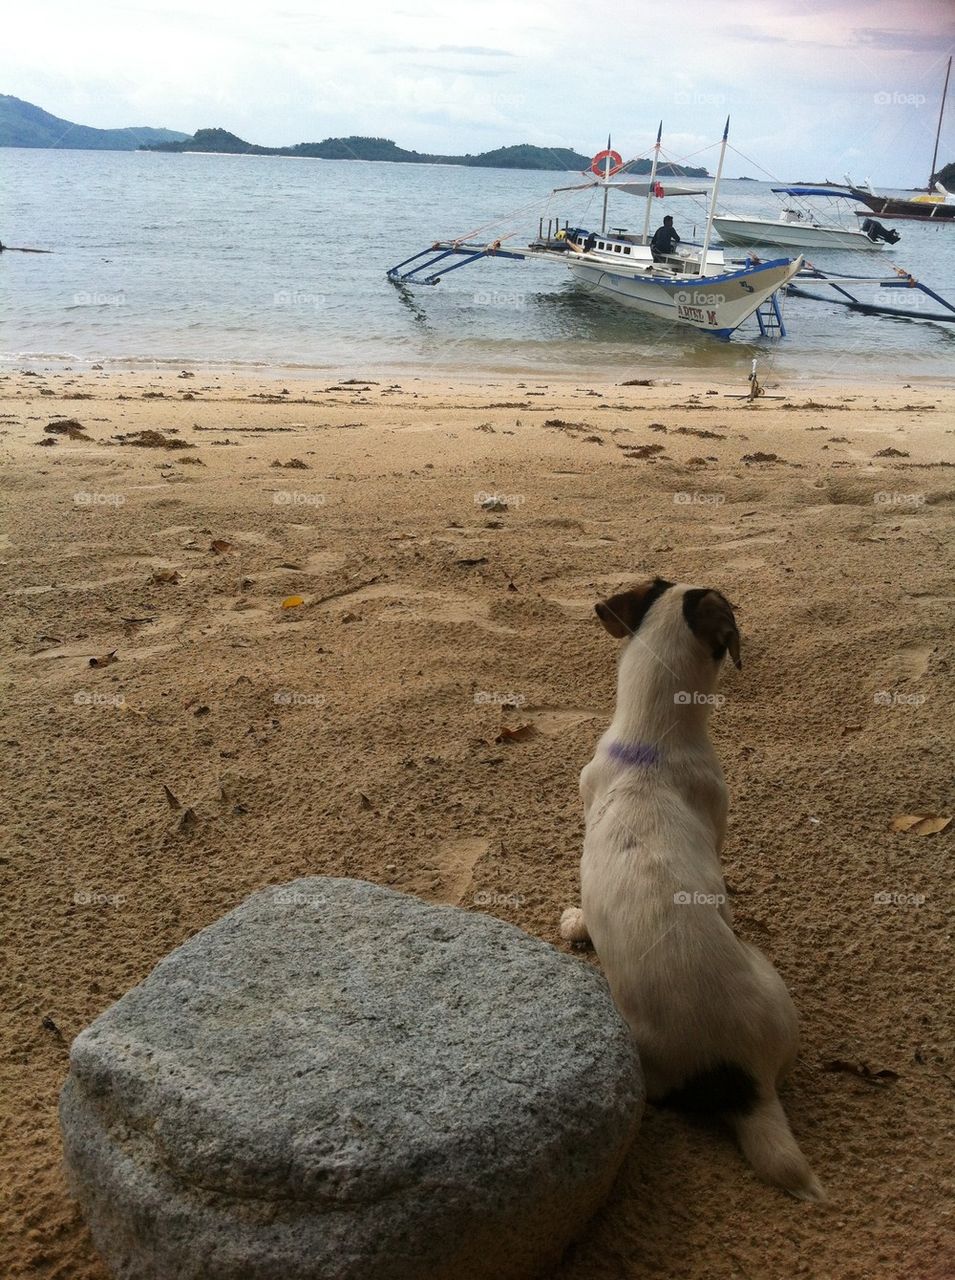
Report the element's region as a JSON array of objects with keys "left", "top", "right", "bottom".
[{"left": 3, "top": 0, "right": 954, "bottom": 185}]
